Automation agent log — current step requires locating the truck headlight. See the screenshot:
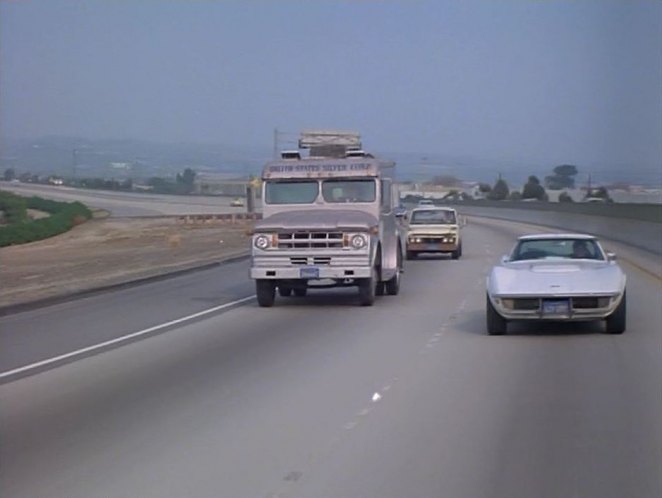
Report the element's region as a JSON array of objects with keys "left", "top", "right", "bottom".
[
  {"left": 350, "top": 234, "right": 367, "bottom": 249},
  {"left": 254, "top": 234, "right": 271, "bottom": 250}
]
